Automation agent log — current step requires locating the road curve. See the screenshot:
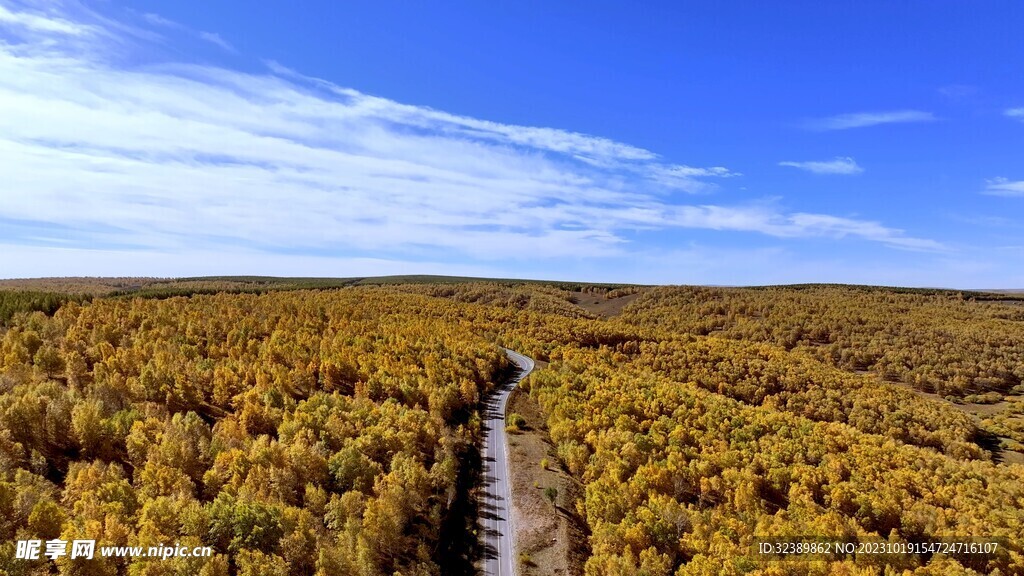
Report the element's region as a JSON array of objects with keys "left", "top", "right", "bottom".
[{"left": 480, "top": 348, "right": 535, "bottom": 576}]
